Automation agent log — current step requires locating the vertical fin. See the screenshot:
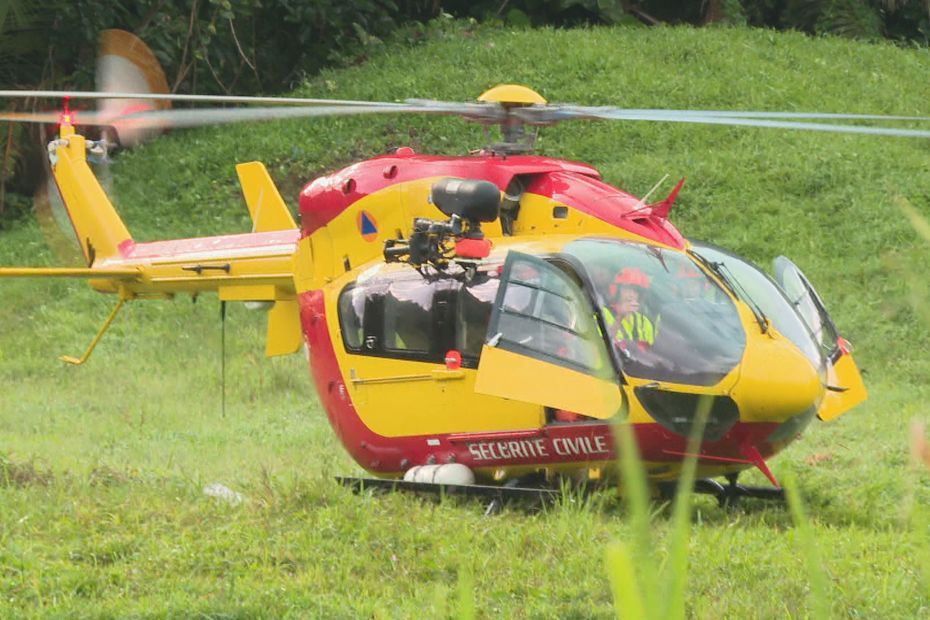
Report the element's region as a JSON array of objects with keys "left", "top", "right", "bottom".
[
  {"left": 235, "top": 161, "right": 297, "bottom": 232},
  {"left": 51, "top": 125, "right": 132, "bottom": 264},
  {"left": 265, "top": 299, "right": 303, "bottom": 357}
]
